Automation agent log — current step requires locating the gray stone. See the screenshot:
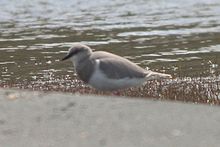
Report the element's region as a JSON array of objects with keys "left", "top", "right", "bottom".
[{"left": 0, "top": 88, "right": 219, "bottom": 147}]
